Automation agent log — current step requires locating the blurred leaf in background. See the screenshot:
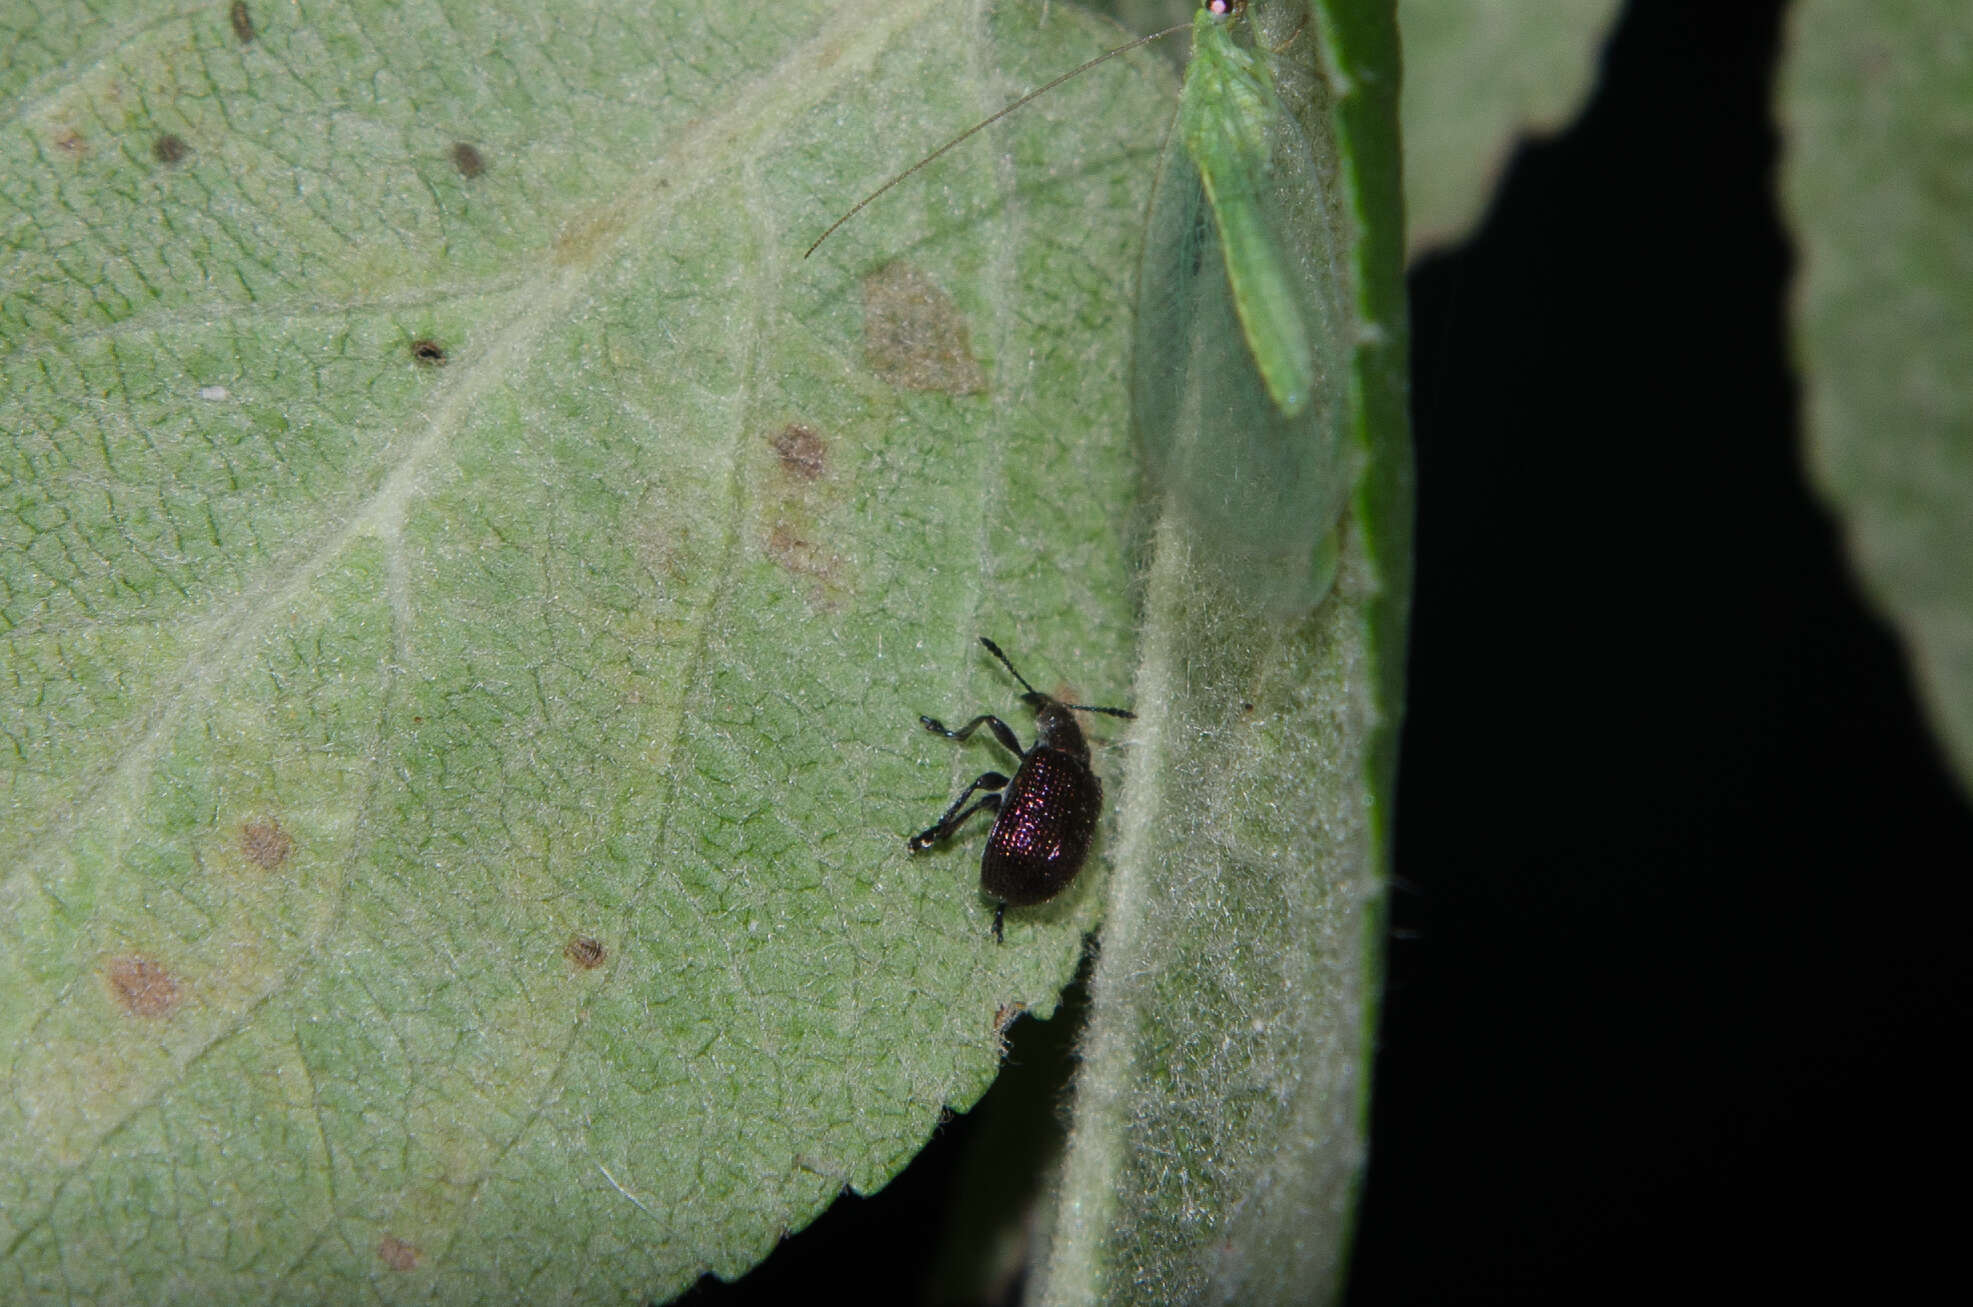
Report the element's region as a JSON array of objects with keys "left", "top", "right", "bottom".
[
  {"left": 1781, "top": 0, "right": 1973, "bottom": 798},
  {"left": 1400, "top": 0, "right": 1973, "bottom": 799},
  {"left": 1399, "top": 0, "right": 1625, "bottom": 252}
]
